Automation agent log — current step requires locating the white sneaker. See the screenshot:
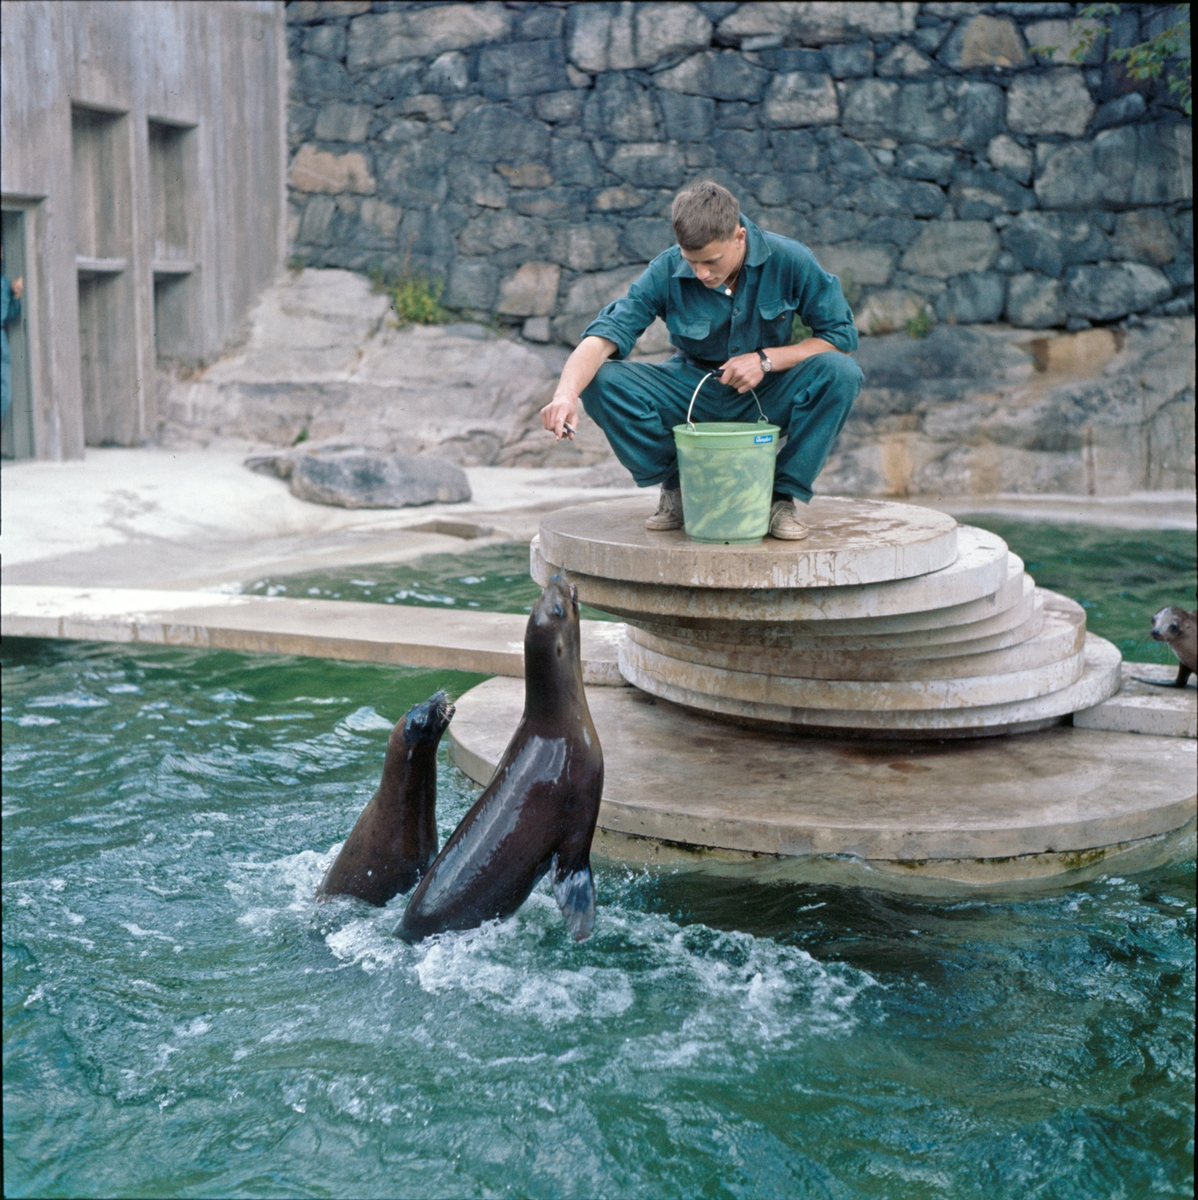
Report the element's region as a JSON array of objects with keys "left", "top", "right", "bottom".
[
  {"left": 645, "top": 486, "right": 684, "bottom": 531},
  {"left": 769, "top": 498, "right": 810, "bottom": 540}
]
